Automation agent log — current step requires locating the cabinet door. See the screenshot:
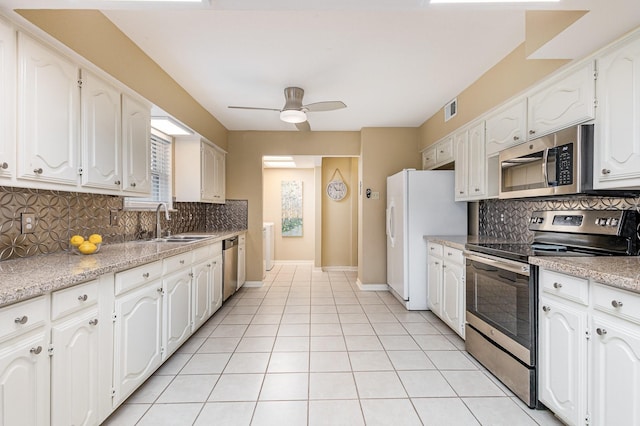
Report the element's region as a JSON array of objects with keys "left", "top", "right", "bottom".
[
  {"left": 427, "top": 255, "right": 442, "bottom": 316},
  {"left": 422, "top": 146, "right": 436, "bottom": 170},
  {"left": 192, "top": 261, "right": 210, "bottom": 332},
  {"left": 238, "top": 239, "right": 246, "bottom": 289},
  {"left": 122, "top": 93, "right": 151, "bottom": 195},
  {"left": 591, "top": 315, "right": 640, "bottom": 426},
  {"left": 113, "top": 280, "right": 163, "bottom": 405},
  {"left": 81, "top": 70, "right": 122, "bottom": 191},
  {"left": 212, "top": 149, "right": 226, "bottom": 203},
  {"left": 0, "top": 330, "right": 50, "bottom": 426},
  {"left": 209, "top": 254, "right": 223, "bottom": 316},
  {"left": 538, "top": 296, "right": 588, "bottom": 426},
  {"left": 442, "top": 260, "right": 464, "bottom": 337},
  {"left": 17, "top": 32, "right": 80, "bottom": 186},
  {"left": 435, "top": 136, "right": 454, "bottom": 165},
  {"left": 467, "top": 121, "right": 486, "bottom": 199},
  {"left": 453, "top": 129, "right": 468, "bottom": 200},
  {"left": 594, "top": 37, "right": 640, "bottom": 189},
  {"left": 0, "top": 18, "right": 15, "bottom": 181},
  {"left": 51, "top": 308, "right": 100, "bottom": 426},
  {"left": 528, "top": 62, "right": 596, "bottom": 138},
  {"left": 485, "top": 98, "right": 526, "bottom": 156},
  {"left": 201, "top": 142, "right": 217, "bottom": 202},
  {"left": 163, "top": 269, "right": 192, "bottom": 358}
]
